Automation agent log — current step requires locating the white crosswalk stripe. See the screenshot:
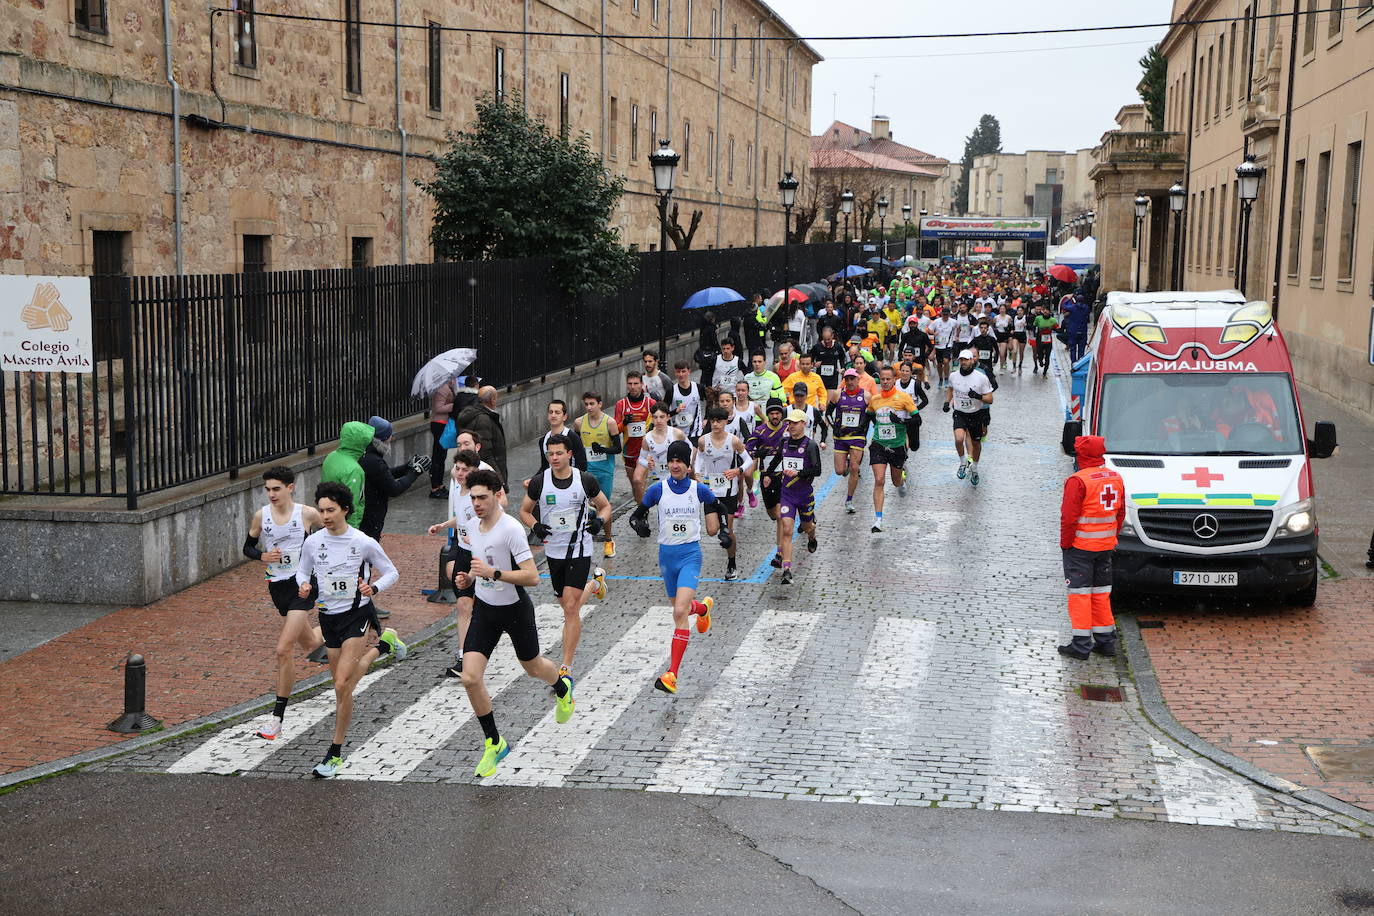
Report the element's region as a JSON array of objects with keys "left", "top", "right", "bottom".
[
  {"left": 487, "top": 608, "right": 674, "bottom": 787},
  {"left": 1151, "top": 740, "right": 1260, "bottom": 827},
  {"left": 648, "top": 609, "right": 819, "bottom": 794},
  {"left": 858, "top": 617, "right": 936, "bottom": 692},
  {"left": 167, "top": 668, "right": 394, "bottom": 775},
  {"left": 339, "top": 603, "right": 581, "bottom": 781}
]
